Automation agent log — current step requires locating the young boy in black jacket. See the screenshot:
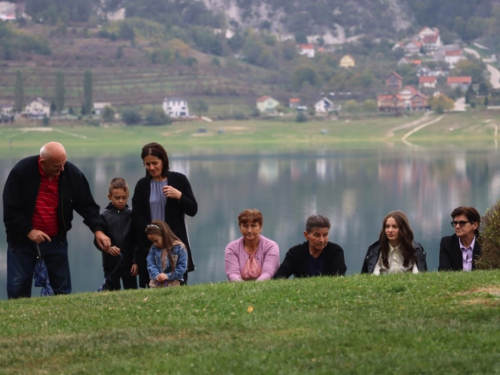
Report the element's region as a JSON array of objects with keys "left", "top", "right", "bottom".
[{"left": 96, "top": 178, "right": 138, "bottom": 290}]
